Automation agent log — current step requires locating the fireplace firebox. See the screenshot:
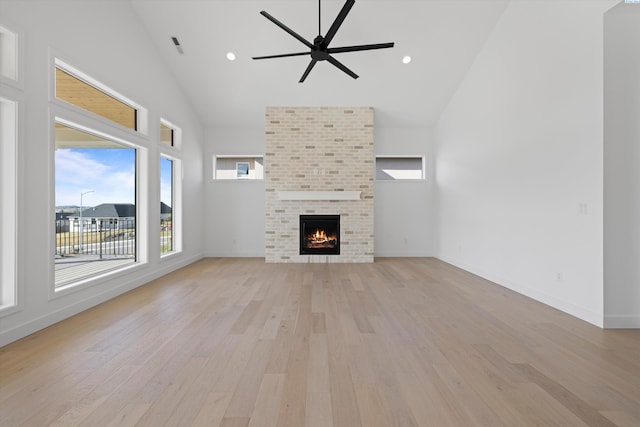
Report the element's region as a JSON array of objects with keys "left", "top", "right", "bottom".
[{"left": 299, "top": 215, "right": 340, "bottom": 255}]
